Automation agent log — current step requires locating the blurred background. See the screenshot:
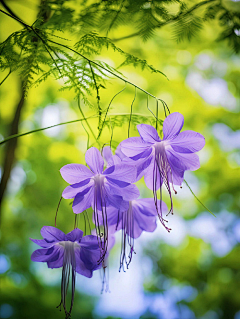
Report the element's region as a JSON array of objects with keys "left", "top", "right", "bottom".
[{"left": 0, "top": 0, "right": 240, "bottom": 318}]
